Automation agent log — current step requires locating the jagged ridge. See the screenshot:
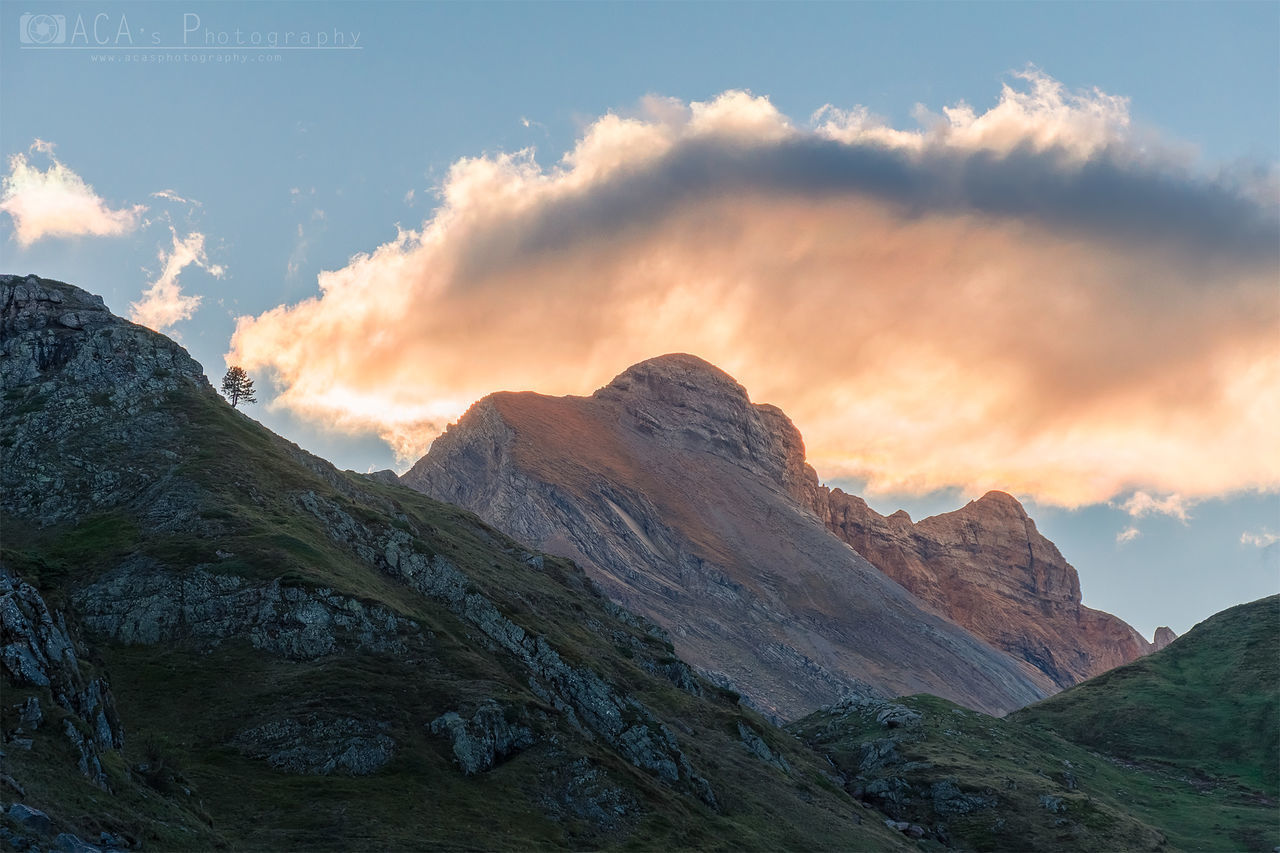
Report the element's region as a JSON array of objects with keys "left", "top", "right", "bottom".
[
  {"left": 405, "top": 353, "right": 1055, "bottom": 719},
  {"left": 811, "top": 487, "right": 1154, "bottom": 688}
]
